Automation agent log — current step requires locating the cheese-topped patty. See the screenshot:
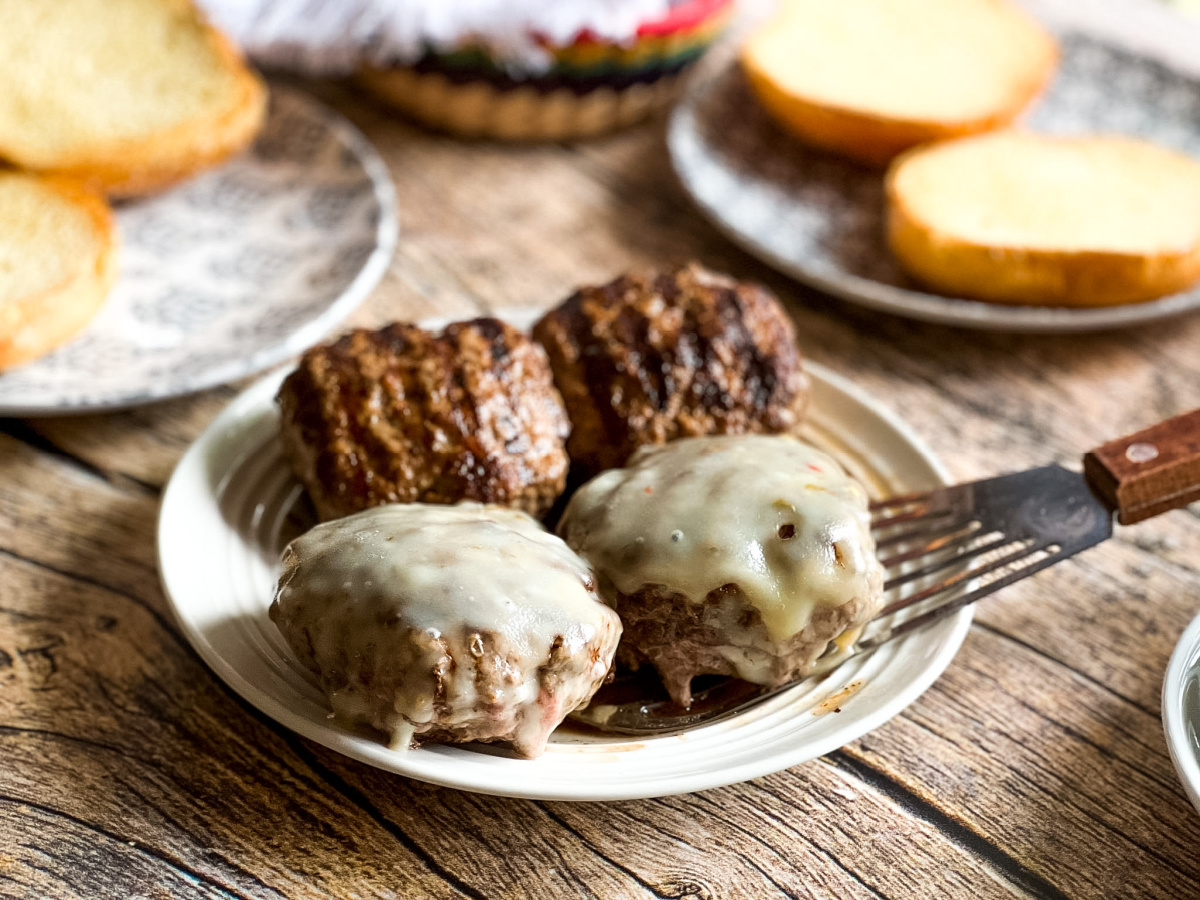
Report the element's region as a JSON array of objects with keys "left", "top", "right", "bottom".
[
  {"left": 271, "top": 503, "right": 621, "bottom": 758},
  {"left": 561, "top": 435, "right": 882, "bottom": 639},
  {"left": 558, "top": 435, "right": 885, "bottom": 705}
]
